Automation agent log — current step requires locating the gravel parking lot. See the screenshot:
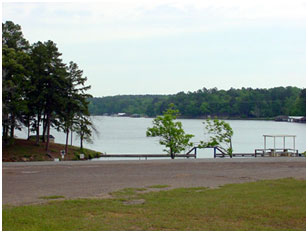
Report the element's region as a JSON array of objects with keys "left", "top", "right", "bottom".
[{"left": 3, "top": 157, "right": 306, "bottom": 206}]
